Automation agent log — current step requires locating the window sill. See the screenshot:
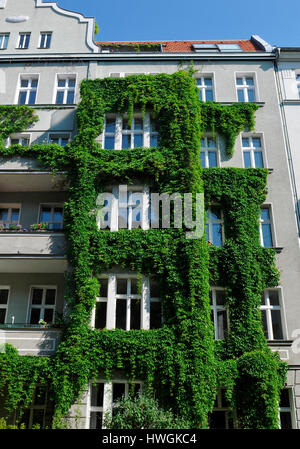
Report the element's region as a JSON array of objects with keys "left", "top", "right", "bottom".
[
  {"left": 282, "top": 99, "right": 300, "bottom": 105},
  {"left": 217, "top": 101, "right": 265, "bottom": 107},
  {"left": 31, "top": 104, "right": 77, "bottom": 109},
  {"left": 0, "top": 230, "right": 64, "bottom": 234},
  {"left": 0, "top": 324, "right": 62, "bottom": 329},
  {"left": 267, "top": 340, "right": 293, "bottom": 346}
]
